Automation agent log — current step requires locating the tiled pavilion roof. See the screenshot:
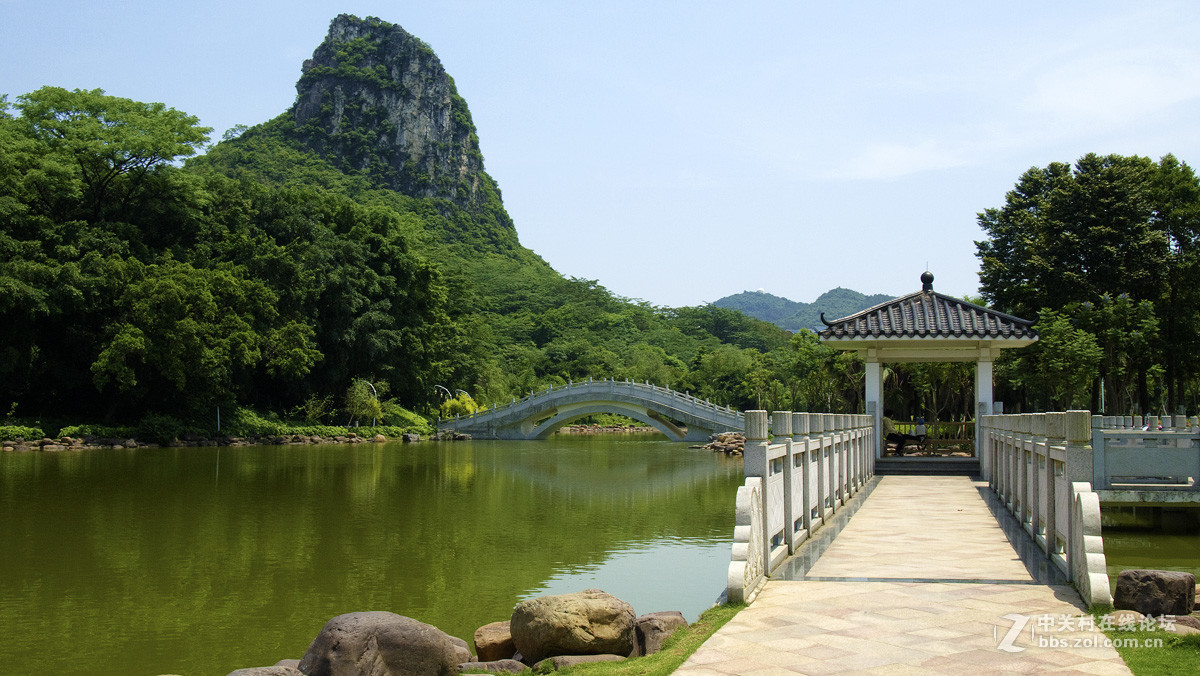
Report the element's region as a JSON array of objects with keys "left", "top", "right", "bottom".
[{"left": 818, "top": 272, "right": 1037, "bottom": 342}]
